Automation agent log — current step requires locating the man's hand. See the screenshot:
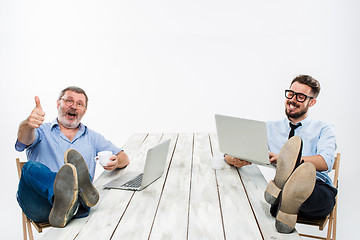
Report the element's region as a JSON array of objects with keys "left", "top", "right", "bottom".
[
  {"left": 224, "top": 154, "right": 252, "bottom": 168},
  {"left": 27, "top": 96, "right": 46, "bottom": 129},
  {"left": 17, "top": 96, "right": 46, "bottom": 146},
  {"left": 103, "top": 155, "right": 118, "bottom": 171},
  {"left": 269, "top": 152, "right": 278, "bottom": 164},
  {"left": 103, "top": 151, "right": 129, "bottom": 171}
]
